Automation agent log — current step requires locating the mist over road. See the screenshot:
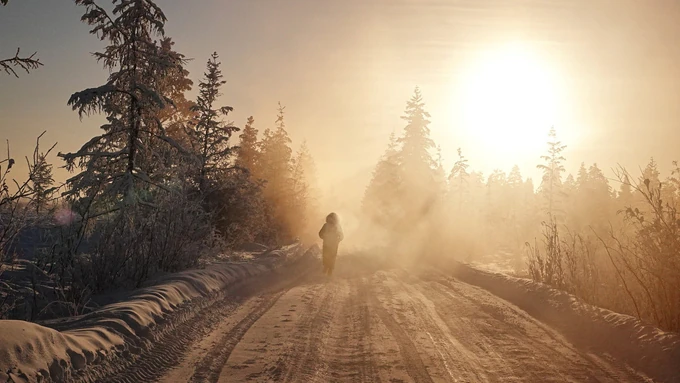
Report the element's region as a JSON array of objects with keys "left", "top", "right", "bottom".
[{"left": 93, "top": 254, "right": 652, "bottom": 383}]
